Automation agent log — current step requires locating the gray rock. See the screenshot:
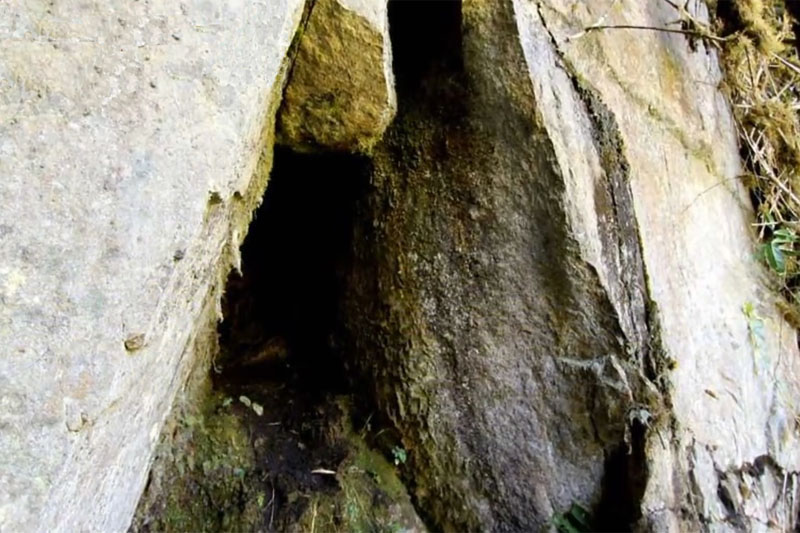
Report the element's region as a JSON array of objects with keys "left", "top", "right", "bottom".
[
  {"left": 0, "top": 0, "right": 304, "bottom": 530},
  {"left": 527, "top": 1, "right": 800, "bottom": 529},
  {"left": 341, "top": 0, "right": 800, "bottom": 530}
]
